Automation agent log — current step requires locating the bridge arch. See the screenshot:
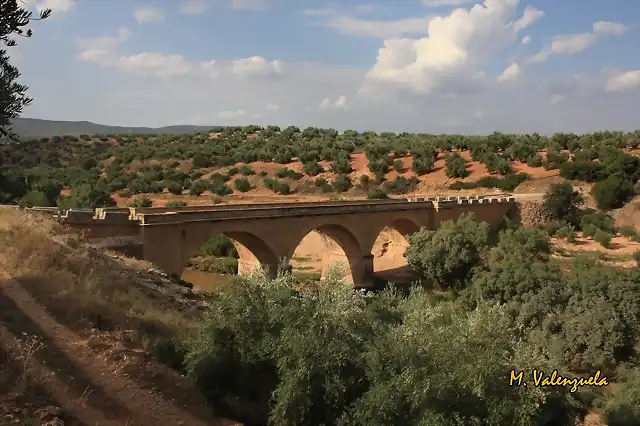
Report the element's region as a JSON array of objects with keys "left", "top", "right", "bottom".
[
  {"left": 372, "top": 217, "right": 421, "bottom": 281},
  {"left": 180, "top": 229, "right": 279, "bottom": 280},
  {"left": 290, "top": 223, "right": 366, "bottom": 285}
]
